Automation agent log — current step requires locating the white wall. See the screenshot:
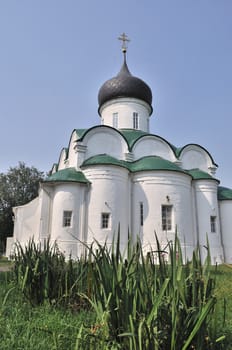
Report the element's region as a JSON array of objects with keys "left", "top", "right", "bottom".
[
  {"left": 82, "top": 127, "right": 128, "bottom": 162},
  {"left": 99, "top": 98, "right": 151, "bottom": 132},
  {"left": 194, "top": 180, "right": 224, "bottom": 263},
  {"left": 50, "top": 183, "right": 88, "bottom": 258},
  {"left": 39, "top": 187, "right": 52, "bottom": 241},
  {"left": 132, "top": 171, "right": 195, "bottom": 260},
  {"left": 83, "top": 165, "right": 130, "bottom": 251},
  {"left": 133, "top": 136, "right": 177, "bottom": 162},
  {"left": 219, "top": 200, "right": 232, "bottom": 263},
  {"left": 12, "top": 197, "right": 41, "bottom": 245},
  {"left": 180, "top": 145, "right": 215, "bottom": 173}
]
